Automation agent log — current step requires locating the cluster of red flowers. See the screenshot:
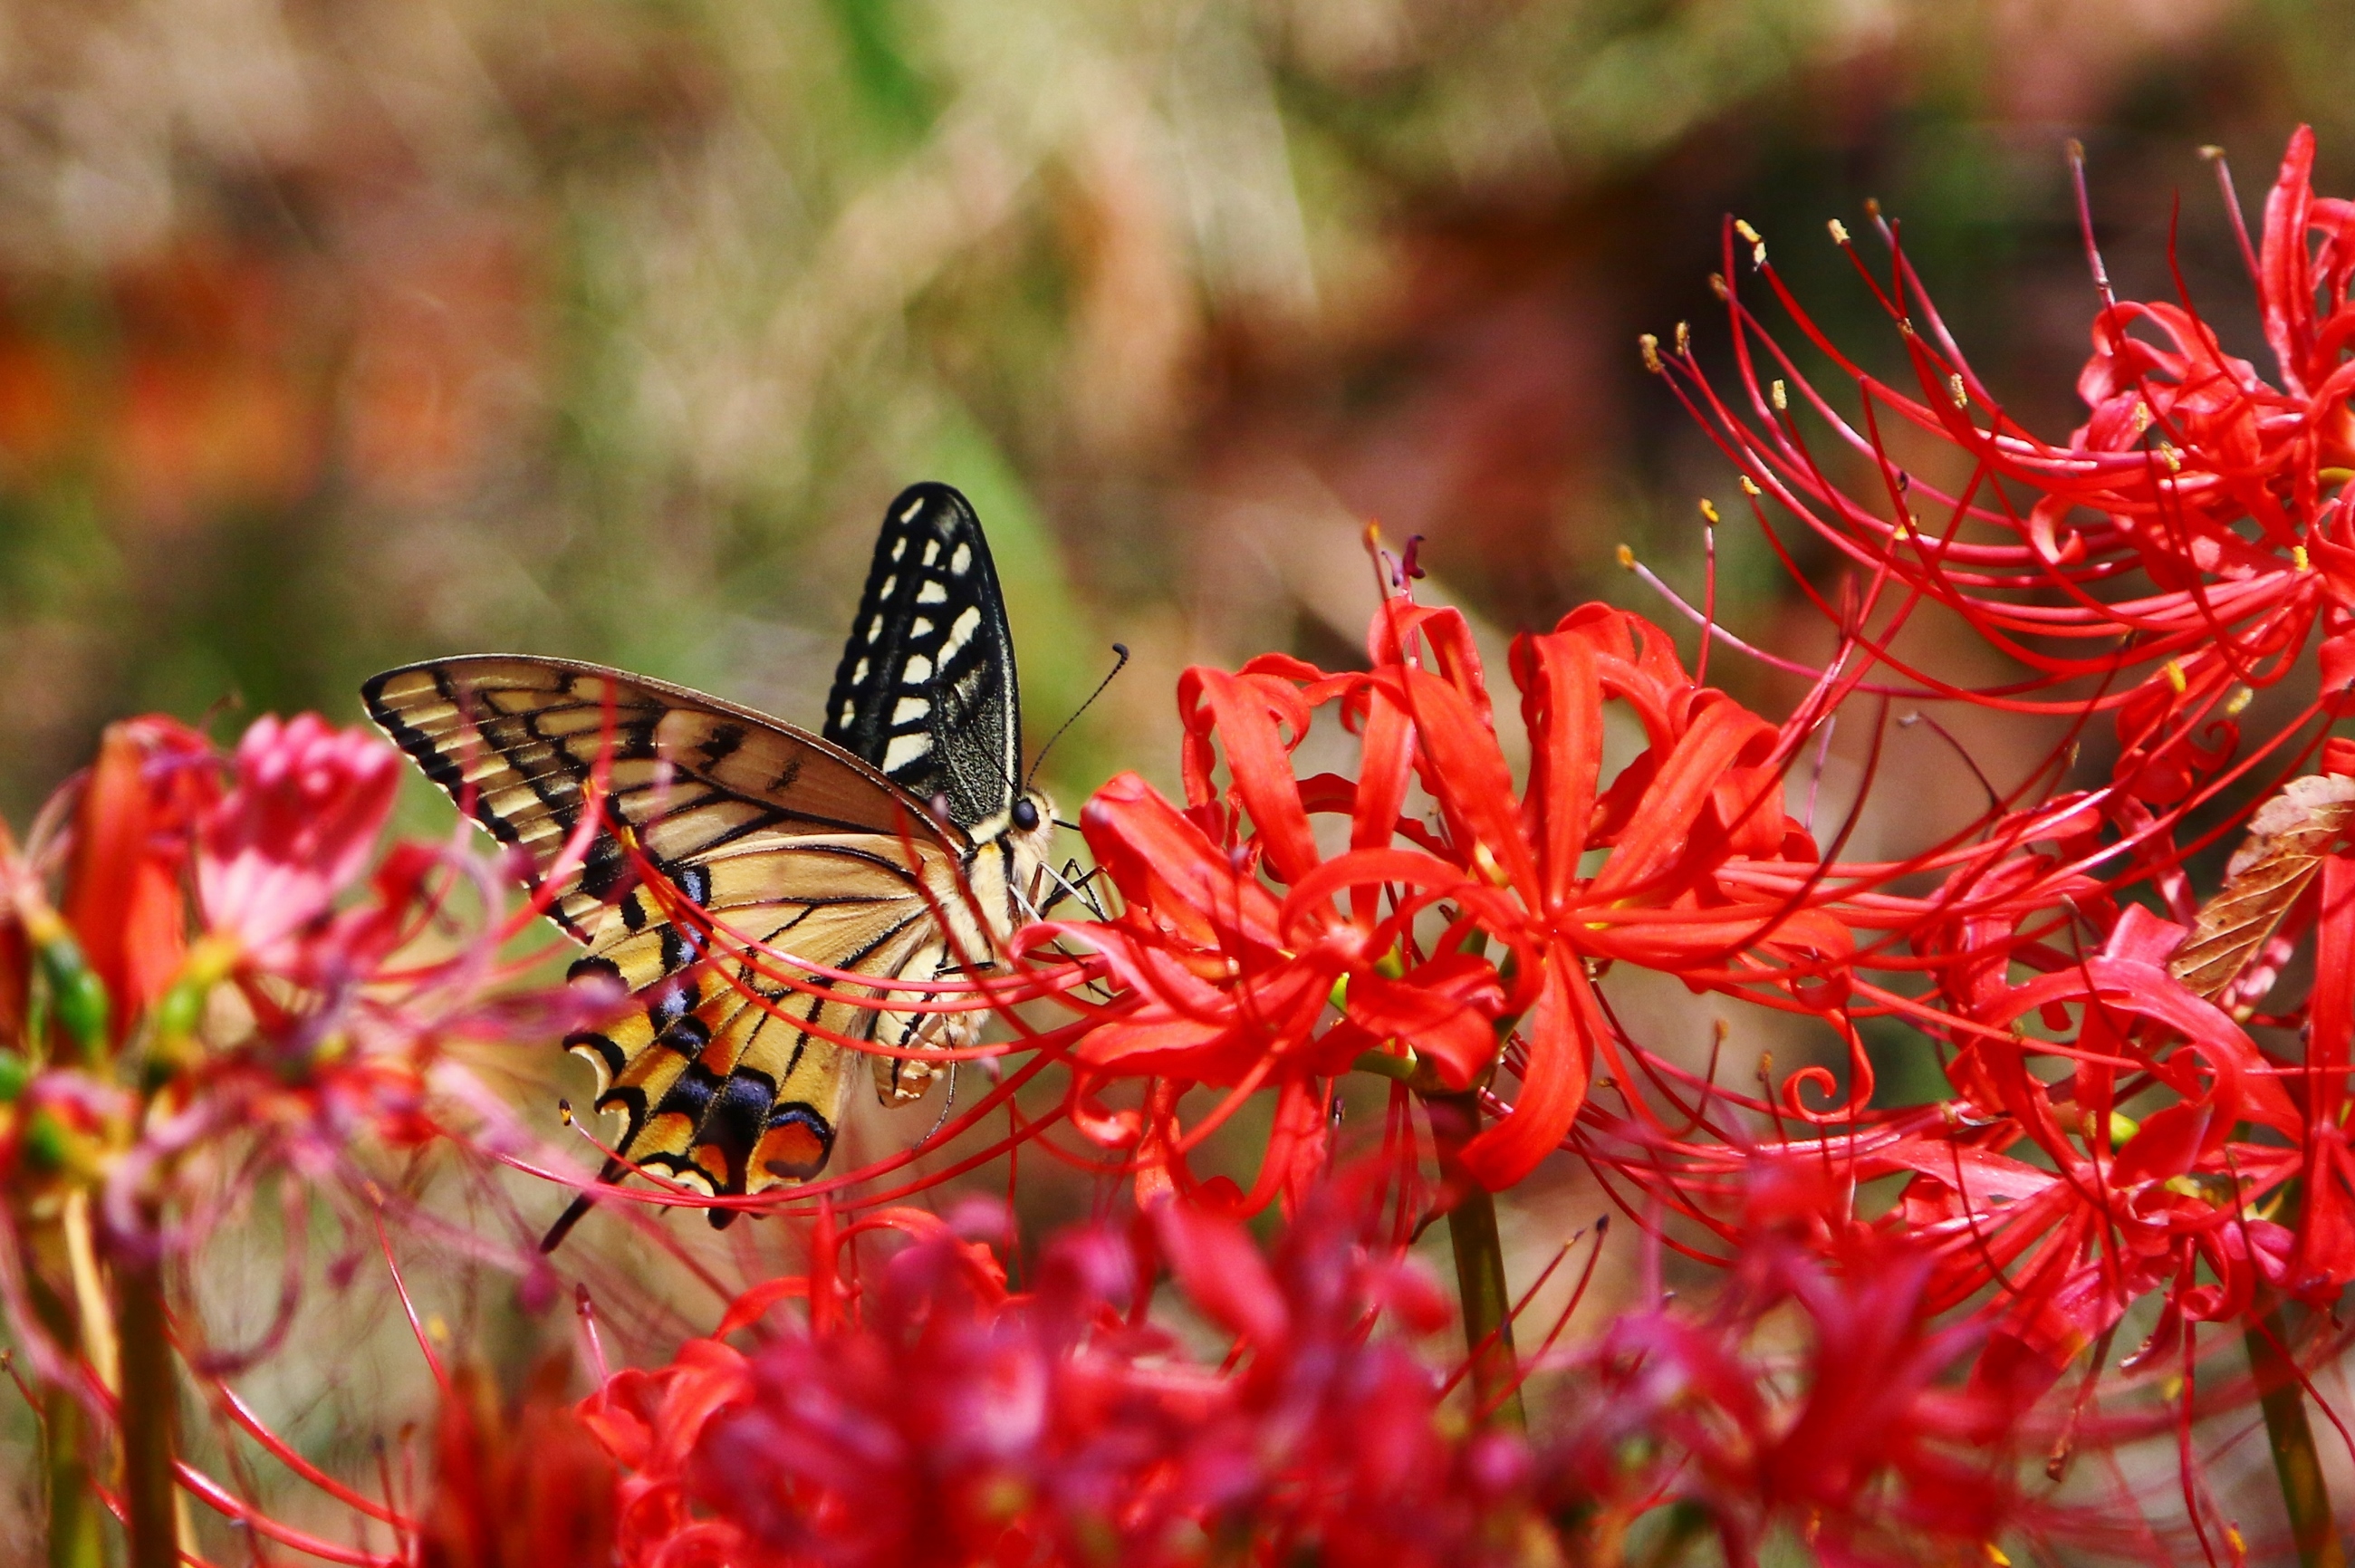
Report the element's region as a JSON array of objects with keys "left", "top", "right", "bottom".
[
  {"left": 569, "top": 1183, "right": 2038, "bottom": 1568},
  {"left": 6, "top": 123, "right": 2355, "bottom": 1567},
  {"left": 1005, "top": 123, "right": 2355, "bottom": 1546},
  {"left": 0, "top": 710, "right": 615, "bottom": 1560}
]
